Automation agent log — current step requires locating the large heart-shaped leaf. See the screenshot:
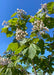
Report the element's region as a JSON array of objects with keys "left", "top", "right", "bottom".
[{"left": 28, "top": 44, "right": 41, "bottom": 59}]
